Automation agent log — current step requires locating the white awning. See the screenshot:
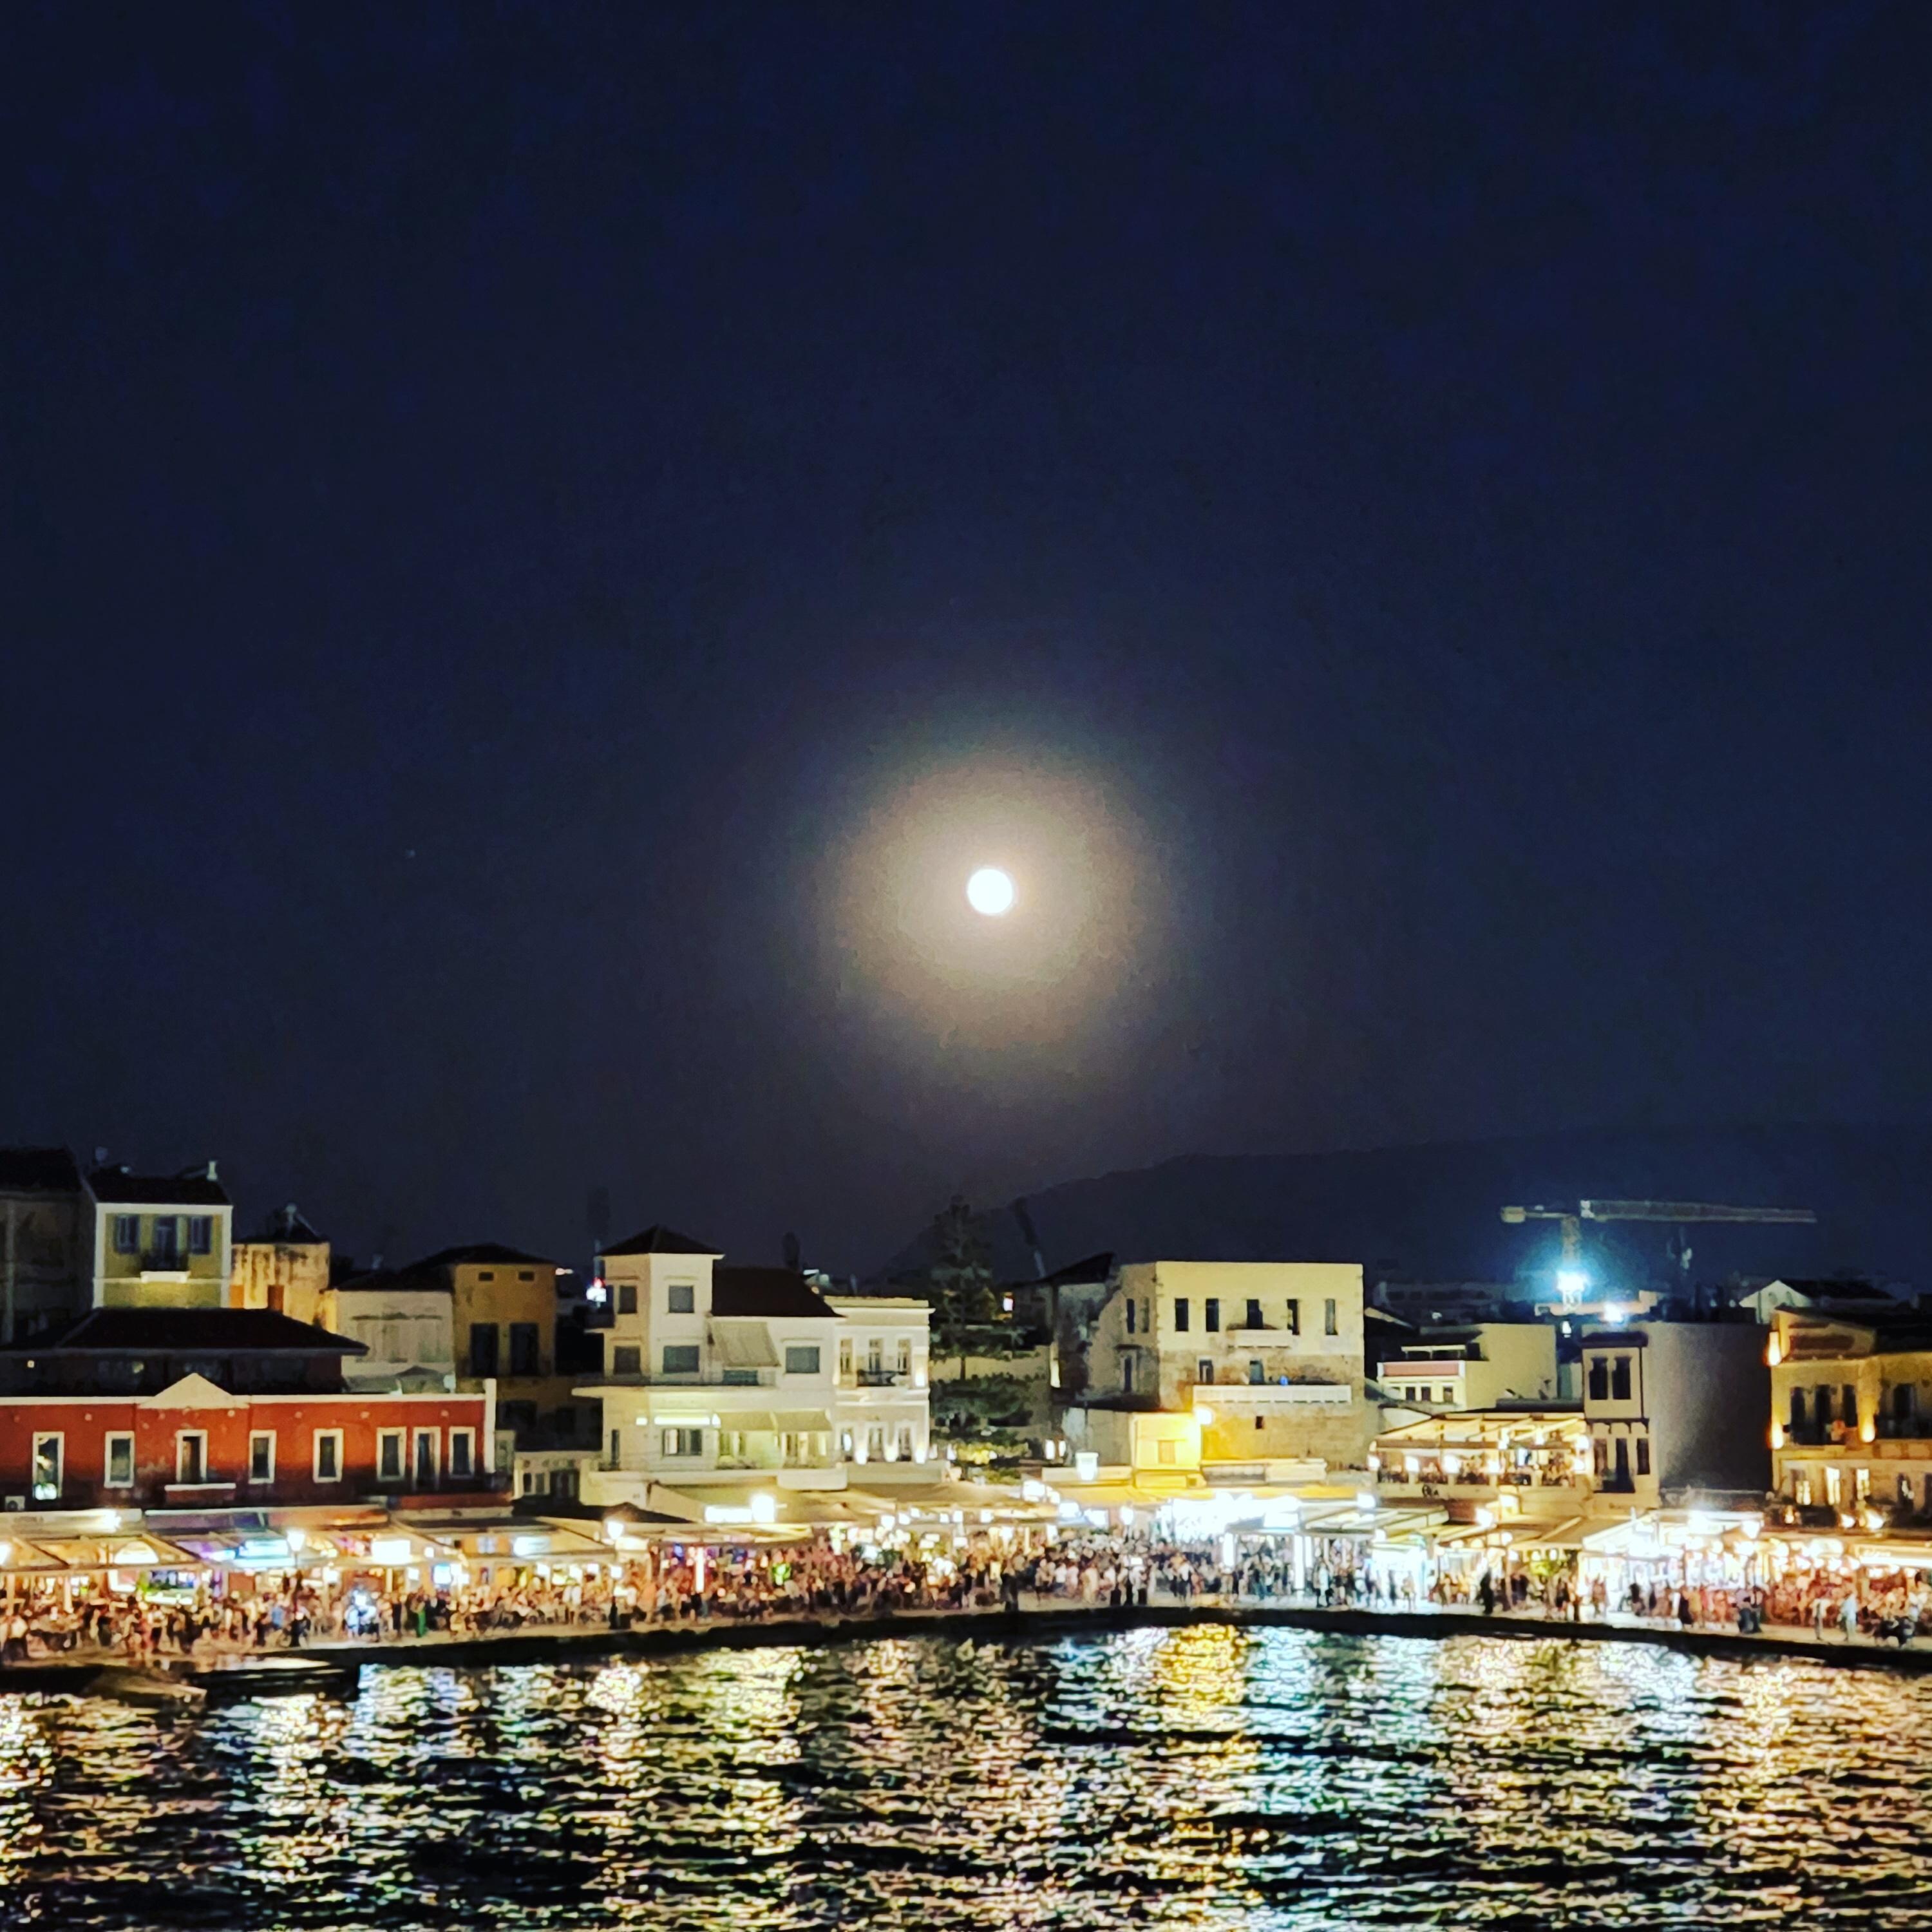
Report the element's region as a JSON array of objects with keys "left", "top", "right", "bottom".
[
  {"left": 771, "top": 1408, "right": 832, "bottom": 1432},
  {"left": 710, "top": 1322, "right": 779, "bottom": 1367}
]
